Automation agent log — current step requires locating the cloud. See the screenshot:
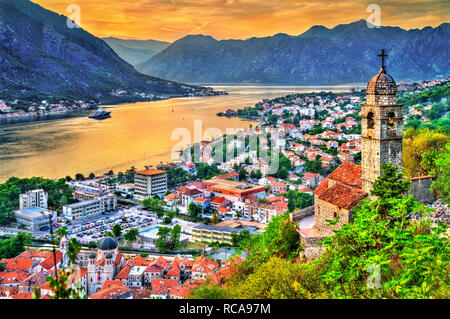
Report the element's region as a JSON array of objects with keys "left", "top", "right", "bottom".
[{"left": 33, "top": 0, "right": 449, "bottom": 41}]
